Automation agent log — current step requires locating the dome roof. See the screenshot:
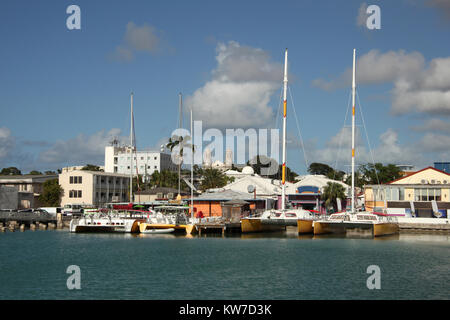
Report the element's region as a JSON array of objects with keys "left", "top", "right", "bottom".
[{"left": 242, "top": 166, "right": 254, "bottom": 174}]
